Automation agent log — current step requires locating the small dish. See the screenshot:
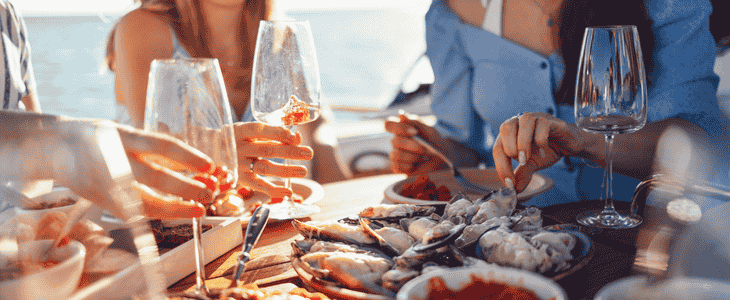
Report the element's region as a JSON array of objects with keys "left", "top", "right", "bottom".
[
  {"left": 14, "top": 187, "right": 81, "bottom": 220},
  {"left": 384, "top": 168, "right": 554, "bottom": 205},
  {"left": 207, "top": 178, "right": 325, "bottom": 223},
  {"left": 0, "top": 239, "right": 86, "bottom": 300},
  {"left": 594, "top": 275, "right": 730, "bottom": 300},
  {"left": 396, "top": 265, "right": 567, "bottom": 300}
]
